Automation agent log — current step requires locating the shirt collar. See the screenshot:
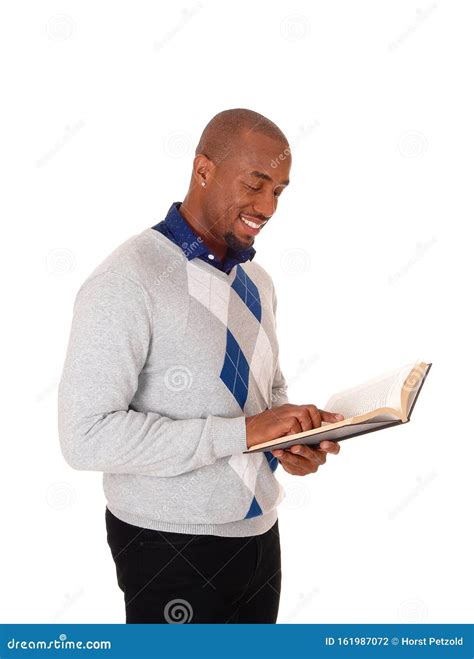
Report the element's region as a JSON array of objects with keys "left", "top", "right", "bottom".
[{"left": 157, "top": 201, "right": 256, "bottom": 271}]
